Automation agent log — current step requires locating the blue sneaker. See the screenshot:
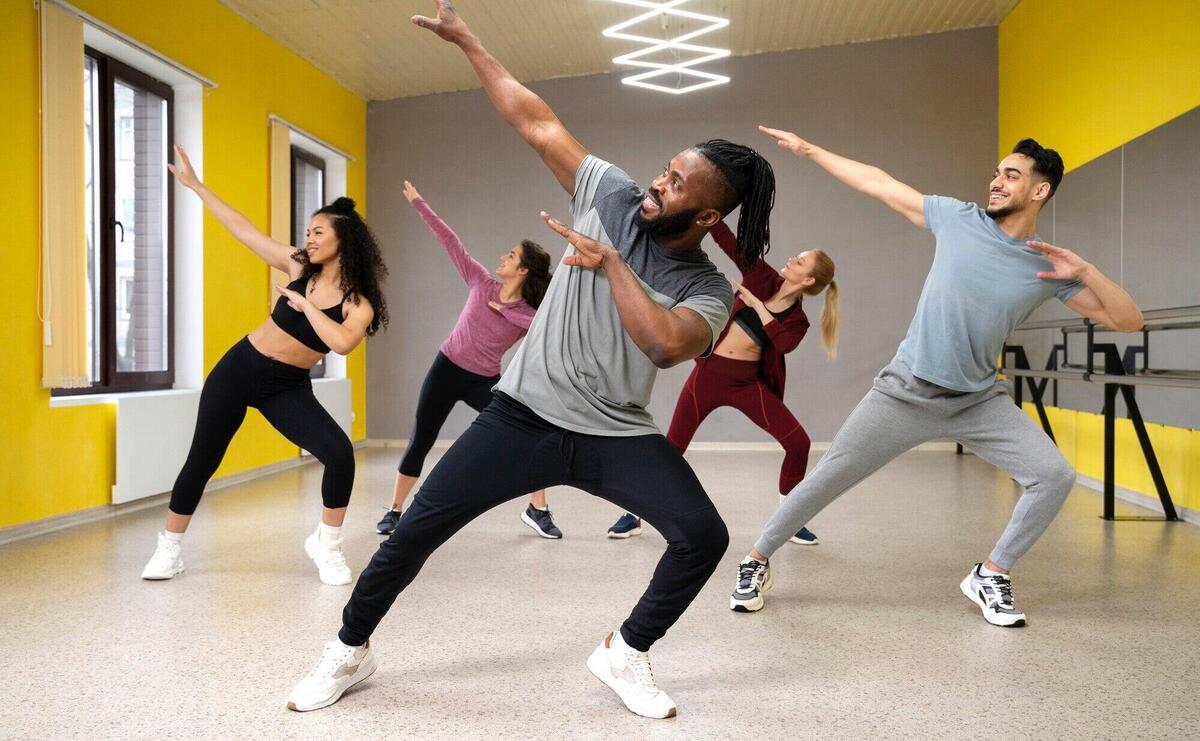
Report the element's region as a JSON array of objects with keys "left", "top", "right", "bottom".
[
  {"left": 789, "top": 526, "right": 819, "bottom": 545},
  {"left": 607, "top": 513, "right": 642, "bottom": 539}
]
